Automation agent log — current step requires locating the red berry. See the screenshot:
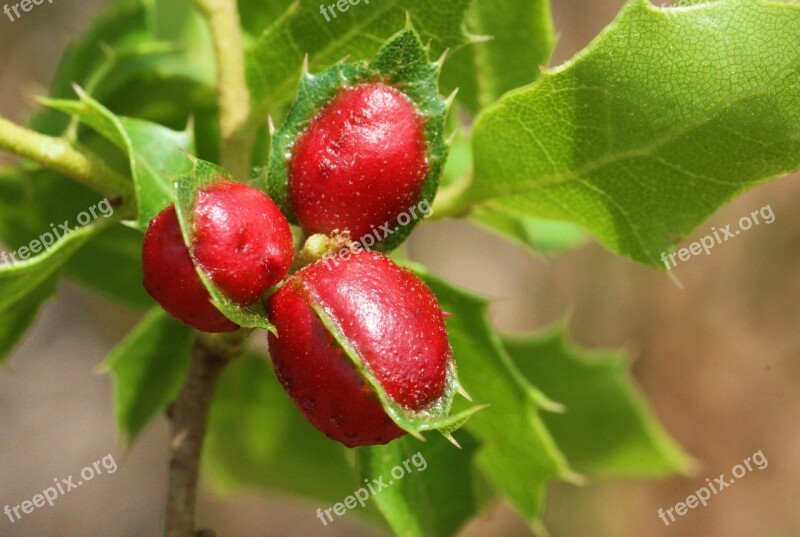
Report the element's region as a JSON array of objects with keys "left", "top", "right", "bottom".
[
  {"left": 143, "top": 206, "right": 237, "bottom": 333},
  {"left": 192, "top": 181, "right": 295, "bottom": 303},
  {"left": 267, "top": 251, "right": 452, "bottom": 447},
  {"left": 142, "top": 180, "right": 294, "bottom": 333},
  {"left": 288, "top": 83, "right": 428, "bottom": 242}
]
